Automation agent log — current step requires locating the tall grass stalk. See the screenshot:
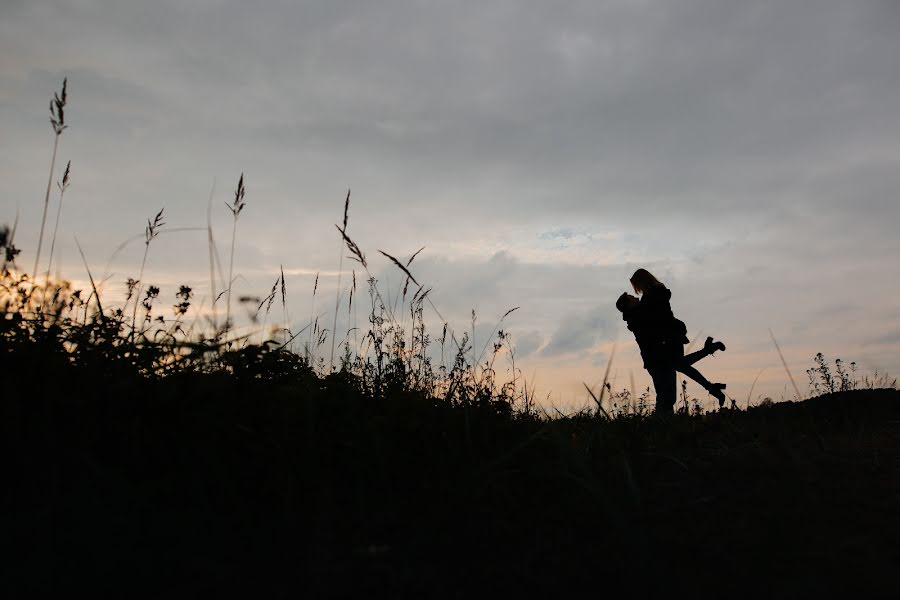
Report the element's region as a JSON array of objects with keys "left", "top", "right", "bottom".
[
  {"left": 258, "top": 269, "right": 282, "bottom": 345},
  {"left": 74, "top": 237, "right": 103, "bottom": 323},
  {"left": 474, "top": 306, "right": 519, "bottom": 365},
  {"left": 131, "top": 209, "right": 165, "bottom": 338},
  {"left": 769, "top": 328, "right": 802, "bottom": 400},
  {"left": 307, "top": 272, "right": 319, "bottom": 361},
  {"left": 206, "top": 181, "right": 219, "bottom": 331},
  {"left": 629, "top": 370, "right": 637, "bottom": 411},
  {"left": 280, "top": 265, "right": 288, "bottom": 345},
  {"left": 746, "top": 367, "right": 766, "bottom": 408},
  {"left": 43, "top": 160, "right": 71, "bottom": 291},
  {"left": 584, "top": 343, "right": 616, "bottom": 419},
  {"left": 351, "top": 270, "right": 358, "bottom": 353},
  {"left": 32, "top": 78, "right": 68, "bottom": 281},
  {"left": 224, "top": 174, "right": 246, "bottom": 337},
  {"left": 329, "top": 189, "right": 350, "bottom": 371}
]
